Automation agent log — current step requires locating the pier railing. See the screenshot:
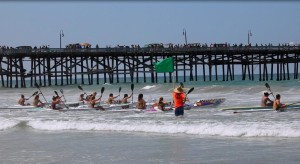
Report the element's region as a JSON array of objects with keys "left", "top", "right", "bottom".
[{"left": 1, "top": 46, "right": 300, "bottom": 56}]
